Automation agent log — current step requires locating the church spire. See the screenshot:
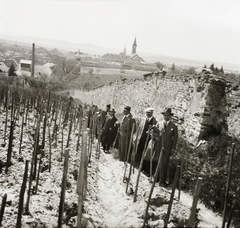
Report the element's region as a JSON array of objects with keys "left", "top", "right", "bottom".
[{"left": 132, "top": 37, "right": 137, "bottom": 55}]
